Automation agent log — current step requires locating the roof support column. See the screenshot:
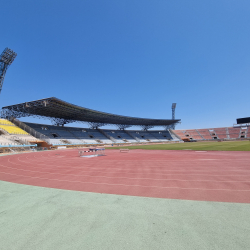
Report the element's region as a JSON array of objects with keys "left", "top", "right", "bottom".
[
  {"left": 163, "top": 125, "right": 174, "bottom": 130},
  {"left": 116, "top": 124, "right": 132, "bottom": 130},
  {"left": 50, "top": 118, "right": 72, "bottom": 126},
  {"left": 141, "top": 125, "right": 154, "bottom": 131},
  {"left": 88, "top": 122, "right": 107, "bottom": 129}
]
